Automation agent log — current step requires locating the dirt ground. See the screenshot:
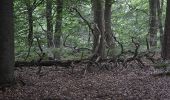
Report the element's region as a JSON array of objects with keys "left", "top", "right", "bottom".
[{"left": 1, "top": 63, "right": 170, "bottom": 100}]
